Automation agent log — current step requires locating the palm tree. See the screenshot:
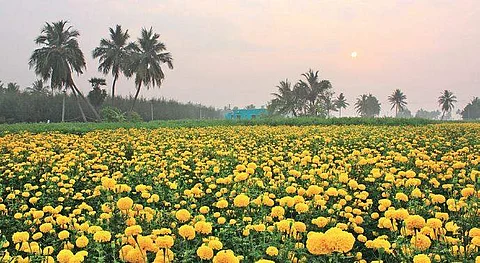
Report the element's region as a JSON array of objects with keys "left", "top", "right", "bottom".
[
  {"left": 26, "top": 80, "right": 50, "bottom": 95},
  {"left": 388, "top": 89, "right": 407, "bottom": 117},
  {"left": 128, "top": 27, "right": 173, "bottom": 111},
  {"left": 296, "top": 69, "right": 332, "bottom": 116},
  {"left": 355, "top": 94, "right": 381, "bottom": 117},
  {"left": 438, "top": 90, "right": 457, "bottom": 120},
  {"left": 88, "top": 77, "right": 107, "bottom": 89},
  {"left": 334, "top": 93, "right": 349, "bottom": 117},
  {"left": 6, "top": 82, "right": 20, "bottom": 93},
  {"left": 270, "top": 79, "right": 298, "bottom": 116},
  {"left": 88, "top": 78, "right": 107, "bottom": 110},
  {"left": 29, "top": 20, "right": 100, "bottom": 122},
  {"left": 92, "top": 25, "right": 134, "bottom": 104}
]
